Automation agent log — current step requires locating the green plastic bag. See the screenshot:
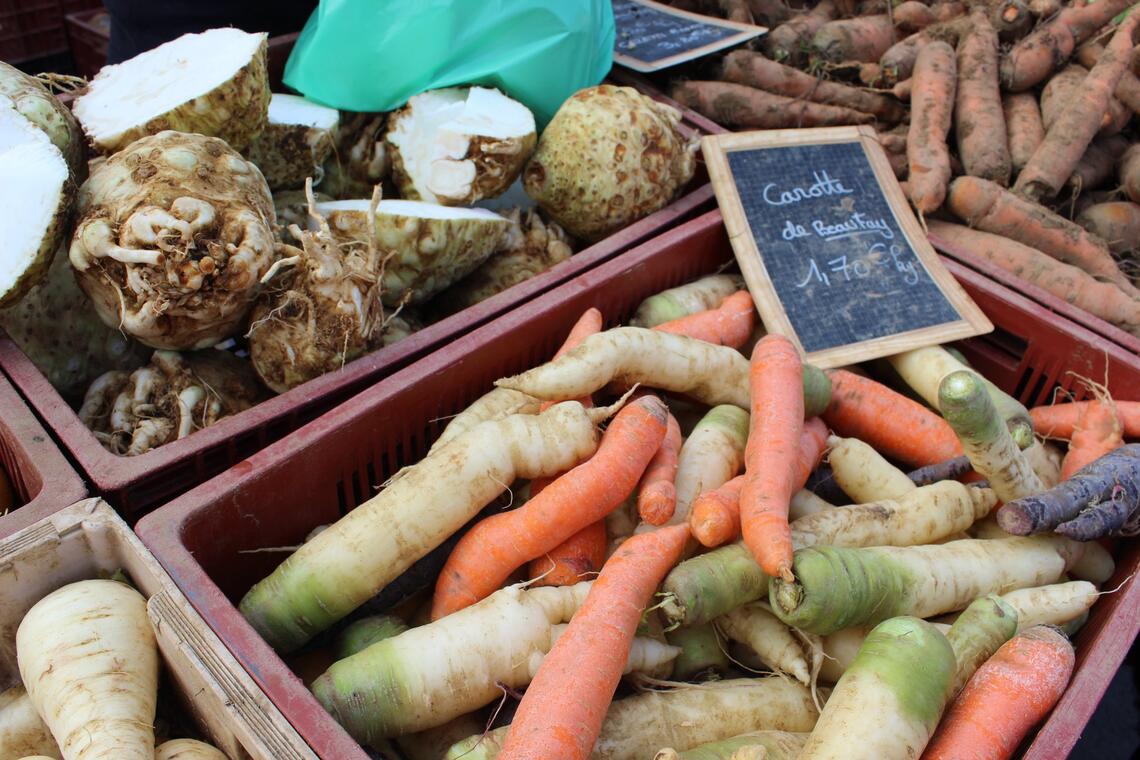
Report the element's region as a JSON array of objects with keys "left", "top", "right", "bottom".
[{"left": 283, "top": 0, "right": 615, "bottom": 126}]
